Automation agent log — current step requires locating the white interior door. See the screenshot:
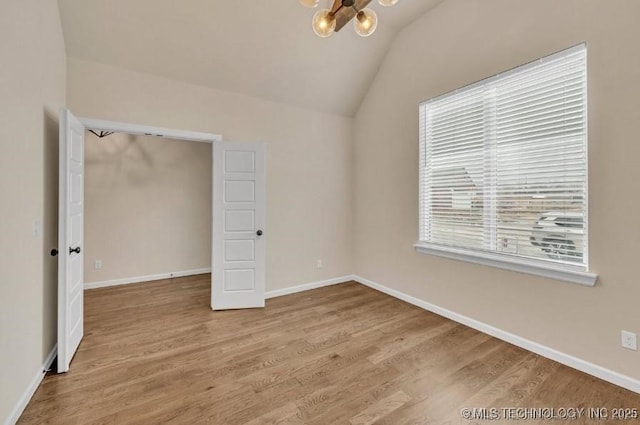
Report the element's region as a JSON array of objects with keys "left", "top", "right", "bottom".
[
  {"left": 212, "top": 141, "right": 266, "bottom": 310},
  {"left": 58, "top": 109, "right": 85, "bottom": 372}
]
